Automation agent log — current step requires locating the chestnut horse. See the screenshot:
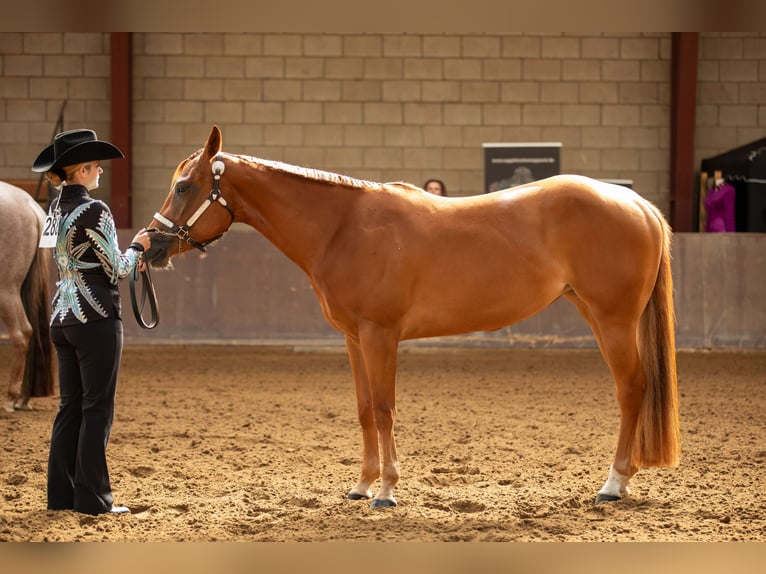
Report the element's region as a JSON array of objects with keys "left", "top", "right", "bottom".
[
  {"left": 0, "top": 182, "right": 55, "bottom": 411},
  {"left": 146, "top": 126, "right": 680, "bottom": 507}
]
